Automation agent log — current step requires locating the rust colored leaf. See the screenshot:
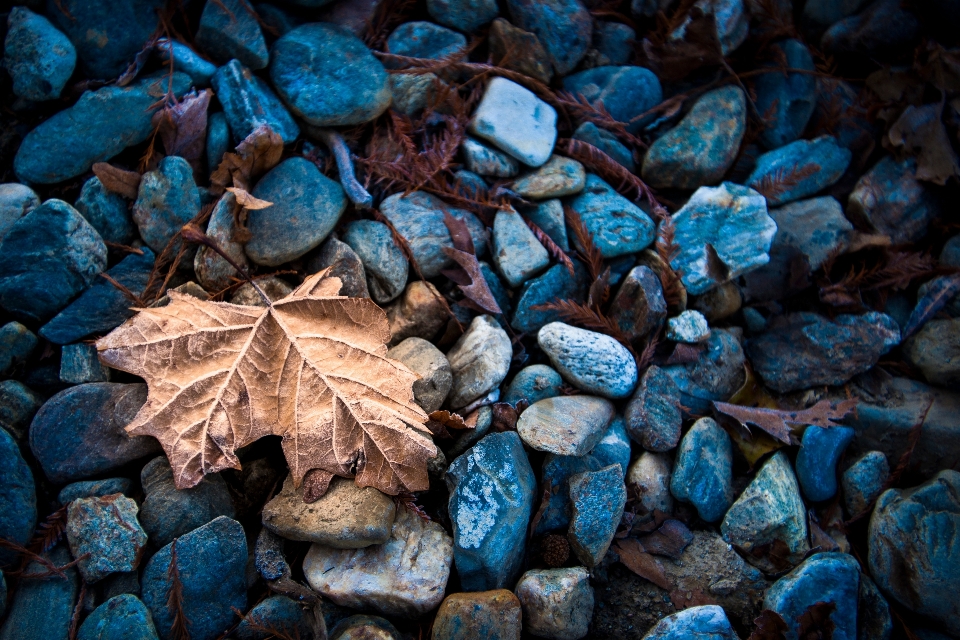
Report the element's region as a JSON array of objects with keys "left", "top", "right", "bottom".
[
  {"left": 155, "top": 89, "right": 212, "bottom": 171},
  {"left": 428, "top": 410, "right": 469, "bottom": 430},
  {"left": 887, "top": 103, "right": 960, "bottom": 186},
  {"left": 901, "top": 273, "right": 960, "bottom": 338},
  {"left": 96, "top": 270, "right": 435, "bottom": 495},
  {"left": 92, "top": 163, "right": 141, "bottom": 199},
  {"left": 441, "top": 209, "right": 475, "bottom": 254},
  {"left": 441, "top": 247, "right": 503, "bottom": 315},
  {"left": 225, "top": 187, "right": 274, "bottom": 210},
  {"left": 302, "top": 468, "right": 335, "bottom": 503},
  {"left": 210, "top": 124, "right": 284, "bottom": 194},
  {"left": 797, "top": 601, "right": 836, "bottom": 640},
  {"left": 613, "top": 538, "right": 673, "bottom": 590},
  {"left": 747, "top": 610, "right": 789, "bottom": 640},
  {"left": 635, "top": 519, "right": 693, "bottom": 560},
  {"left": 490, "top": 402, "right": 519, "bottom": 432},
  {"left": 713, "top": 399, "right": 858, "bottom": 444}
]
